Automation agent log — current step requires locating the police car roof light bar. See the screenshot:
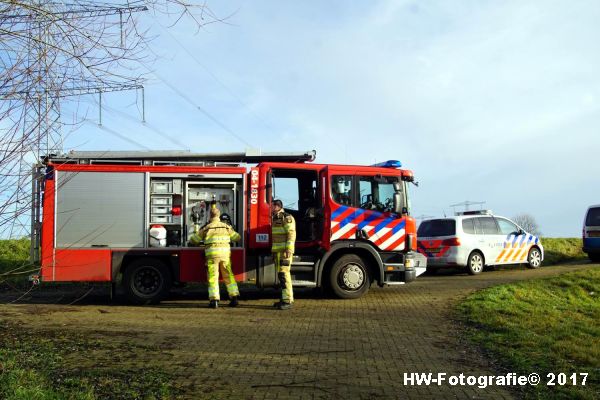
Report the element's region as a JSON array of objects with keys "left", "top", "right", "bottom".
[{"left": 457, "top": 210, "right": 493, "bottom": 216}]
